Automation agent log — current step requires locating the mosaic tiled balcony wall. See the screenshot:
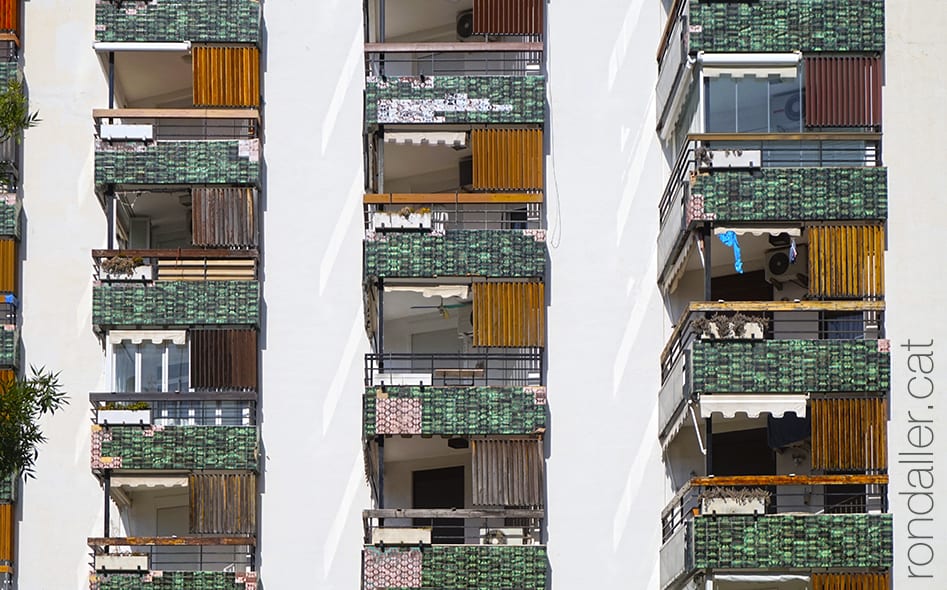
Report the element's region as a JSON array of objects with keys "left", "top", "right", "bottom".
[
  {"left": 95, "top": 140, "right": 260, "bottom": 186},
  {"left": 92, "top": 281, "right": 260, "bottom": 327},
  {"left": 90, "top": 425, "right": 258, "bottom": 471},
  {"left": 95, "top": 0, "right": 261, "bottom": 44}
]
